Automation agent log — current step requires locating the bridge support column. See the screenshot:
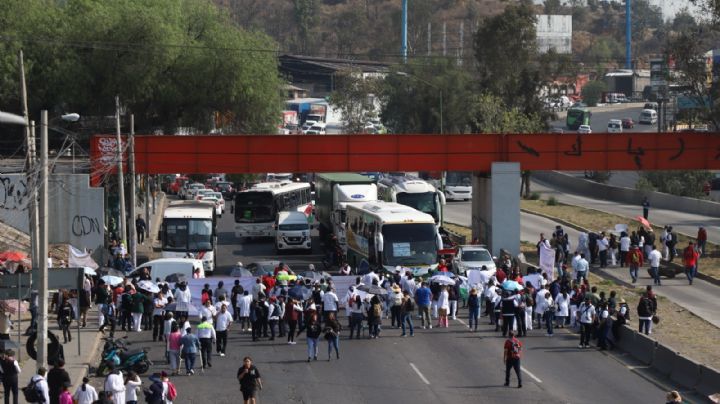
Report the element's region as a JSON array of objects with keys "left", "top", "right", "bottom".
[{"left": 471, "top": 162, "right": 520, "bottom": 257}]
